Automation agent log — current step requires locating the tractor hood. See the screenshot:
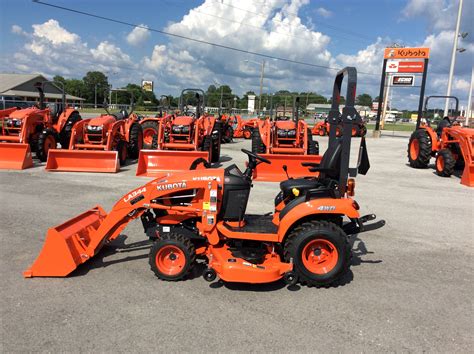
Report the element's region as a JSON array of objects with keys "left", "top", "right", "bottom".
[
  {"left": 275, "top": 121, "right": 296, "bottom": 130},
  {"left": 8, "top": 107, "right": 45, "bottom": 120},
  {"left": 154, "top": 168, "right": 225, "bottom": 185},
  {"left": 173, "top": 116, "right": 194, "bottom": 126},
  {"left": 88, "top": 115, "right": 116, "bottom": 127}
]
